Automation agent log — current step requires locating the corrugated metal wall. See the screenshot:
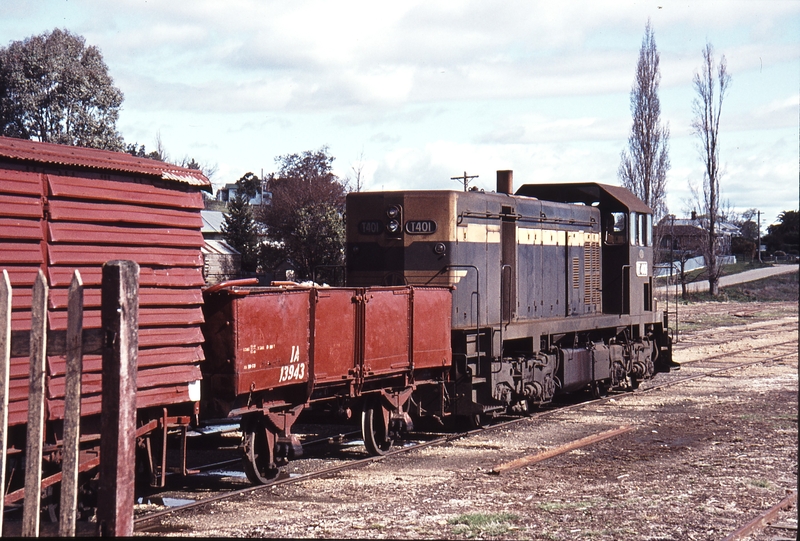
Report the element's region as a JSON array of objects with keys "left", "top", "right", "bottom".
[{"left": 1, "top": 160, "right": 207, "bottom": 426}]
